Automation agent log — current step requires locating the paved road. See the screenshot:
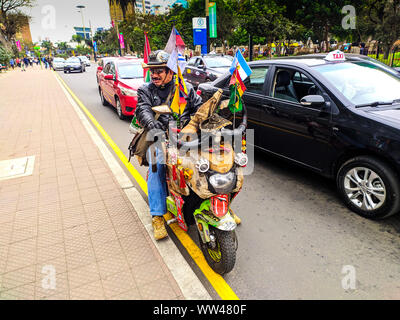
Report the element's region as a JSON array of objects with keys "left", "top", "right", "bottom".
[{"left": 59, "top": 66, "right": 400, "bottom": 299}]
